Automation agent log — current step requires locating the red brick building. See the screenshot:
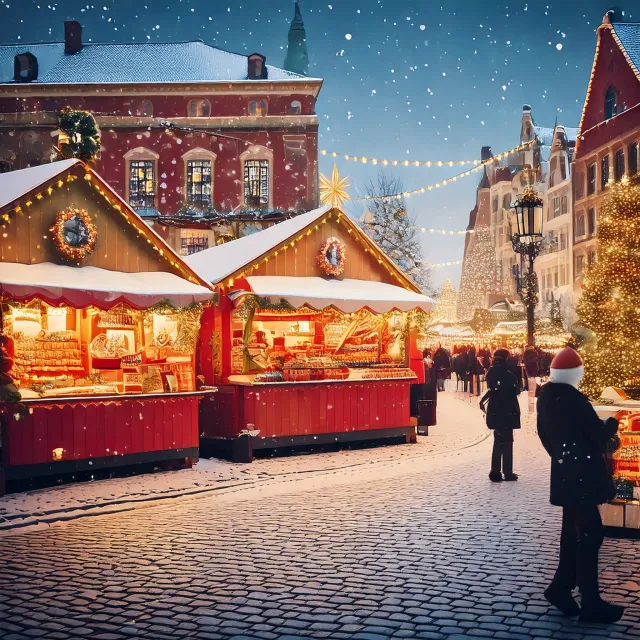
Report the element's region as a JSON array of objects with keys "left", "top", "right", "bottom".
[
  {"left": 0, "top": 13, "right": 322, "bottom": 254},
  {"left": 572, "top": 11, "right": 640, "bottom": 300}
]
